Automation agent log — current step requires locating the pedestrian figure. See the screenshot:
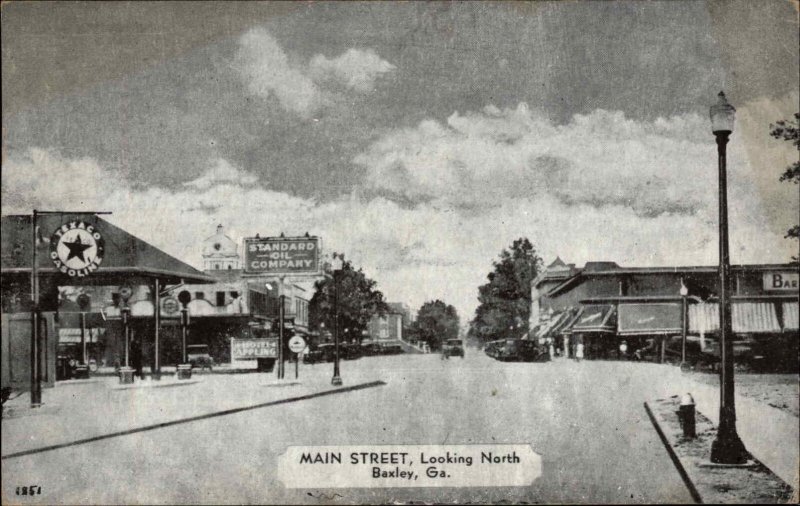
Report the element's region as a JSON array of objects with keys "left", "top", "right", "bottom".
[
  {"left": 575, "top": 341, "right": 584, "bottom": 362},
  {"left": 130, "top": 335, "right": 144, "bottom": 379},
  {"left": 619, "top": 340, "right": 628, "bottom": 360},
  {"left": 548, "top": 339, "right": 555, "bottom": 360}
]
